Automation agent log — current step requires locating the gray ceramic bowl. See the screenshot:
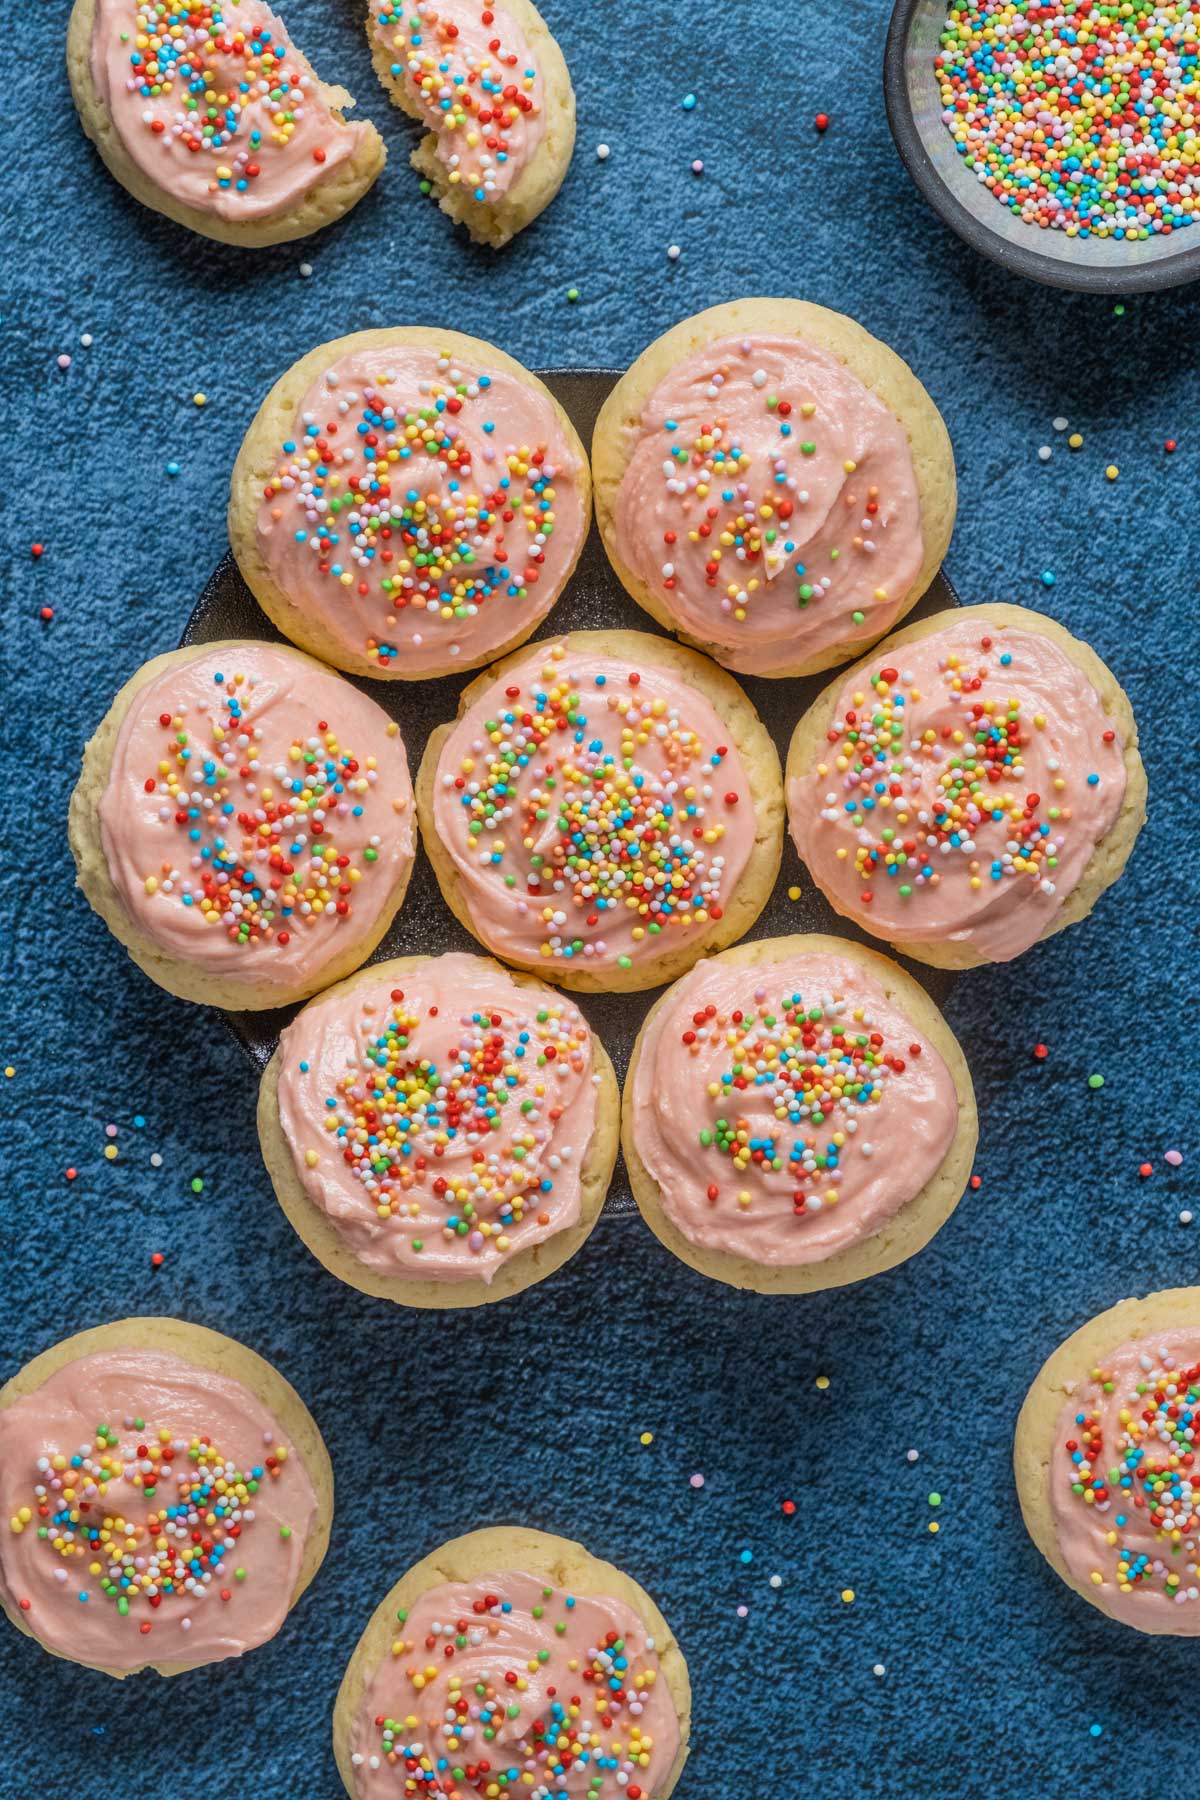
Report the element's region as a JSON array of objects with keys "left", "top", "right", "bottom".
[{"left": 885, "top": 0, "right": 1200, "bottom": 294}]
